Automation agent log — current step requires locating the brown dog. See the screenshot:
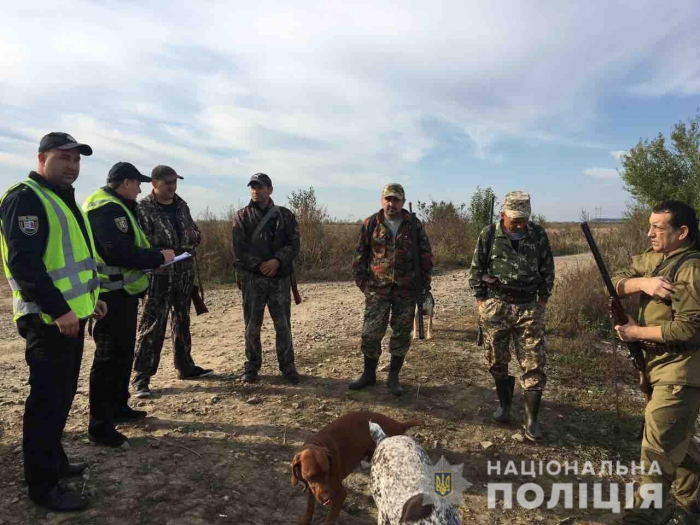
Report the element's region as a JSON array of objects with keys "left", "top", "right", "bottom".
[{"left": 291, "top": 411, "right": 420, "bottom": 524}]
